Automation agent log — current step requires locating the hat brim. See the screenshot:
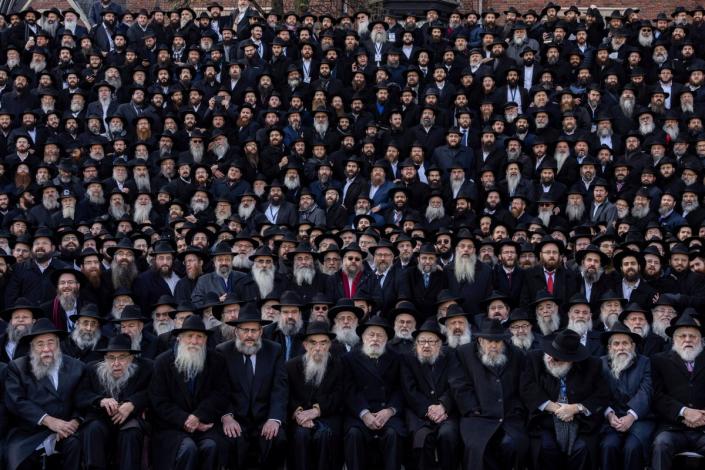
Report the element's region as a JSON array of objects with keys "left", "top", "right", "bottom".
[
  {"left": 171, "top": 326, "right": 213, "bottom": 336},
  {"left": 541, "top": 335, "right": 591, "bottom": 362},
  {"left": 600, "top": 329, "right": 642, "bottom": 346}
]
